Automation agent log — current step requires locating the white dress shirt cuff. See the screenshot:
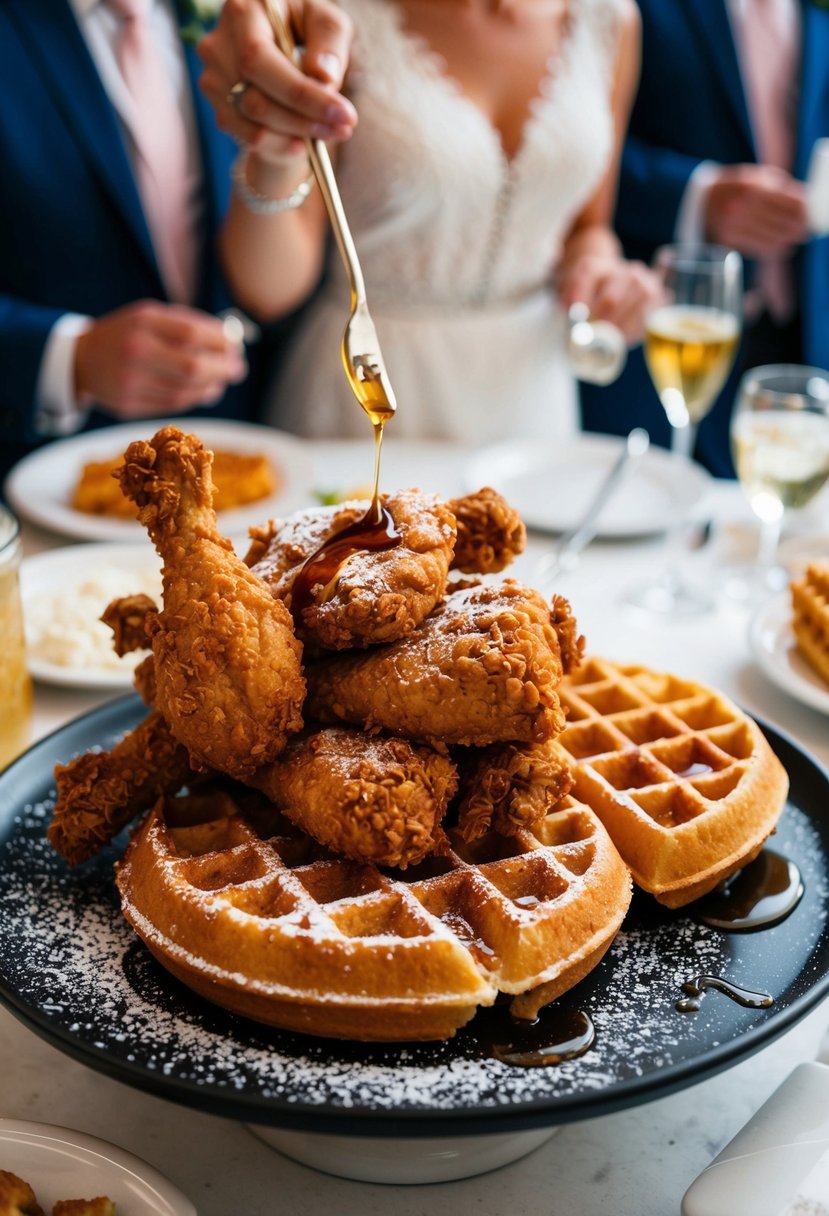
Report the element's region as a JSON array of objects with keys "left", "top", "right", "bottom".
[
  {"left": 35, "top": 313, "right": 95, "bottom": 437},
  {"left": 674, "top": 161, "right": 723, "bottom": 246}
]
